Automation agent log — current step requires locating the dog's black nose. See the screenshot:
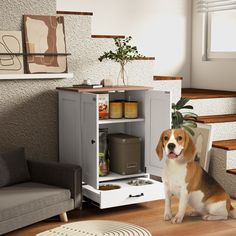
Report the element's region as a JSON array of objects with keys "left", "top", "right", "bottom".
[{"left": 167, "top": 143, "right": 176, "bottom": 151}]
